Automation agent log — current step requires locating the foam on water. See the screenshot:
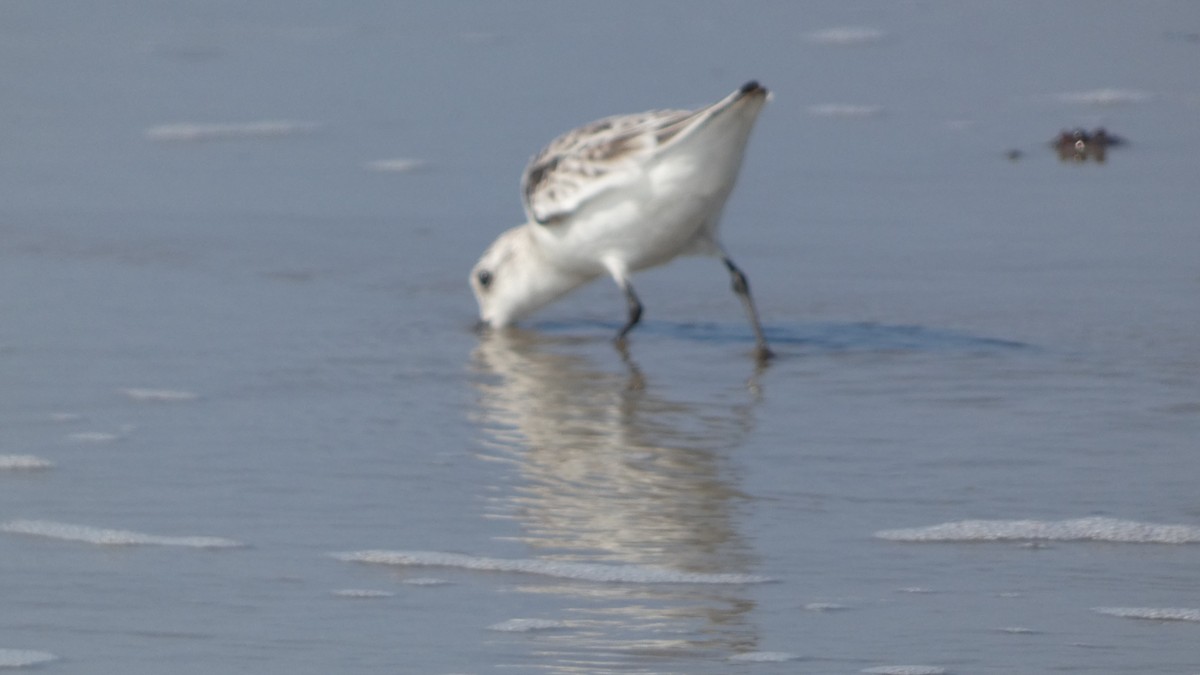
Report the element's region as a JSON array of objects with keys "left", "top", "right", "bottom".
[
  {"left": 805, "top": 26, "right": 886, "bottom": 45},
  {"left": 804, "top": 602, "right": 849, "bottom": 612},
  {"left": 1, "top": 519, "right": 245, "bottom": 549},
  {"left": 728, "top": 651, "right": 800, "bottom": 662},
  {"left": 332, "top": 550, "right": 773, "bottom": 584},
  {"left": 401, "top": 577, "right": 451, "bottom": 587},
  {"left": 331, "top": 589, "right": 395, "bottom": 599},
  {"left": 0, "top": 649, "right": 58, "bottom": 668},
  {"left": 1055, "top": 88, "right": 1152, "bottom": 106},
  {"left": 862, "top": 667, "right": 947, "bottom": 675},
  {"left": 119, "top": 388, "right": 199, "bottom": 402},
  {"left": 808, "top": 103, "right": 884, "bottom": 119},
  {"left": 487, "top": 618, "right": 568, "bottom": 633},
  {"left": 145, "top": 121, "right": 320, "bottom": 142},
  {"left": 0, "top": 455, "right": 53, "bottom": 471},
  {"left": 875, "top": 517, "right": 1200, "bottom": 544},
  {"left": 1092, "top": 607, "right": 1200, "bottom": 622},
  {"left": 66, "top": 431, "right": 121, "bottom": 443},
  {"left": 364, "top": 158, "right": 426, "bottom": 173}
]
